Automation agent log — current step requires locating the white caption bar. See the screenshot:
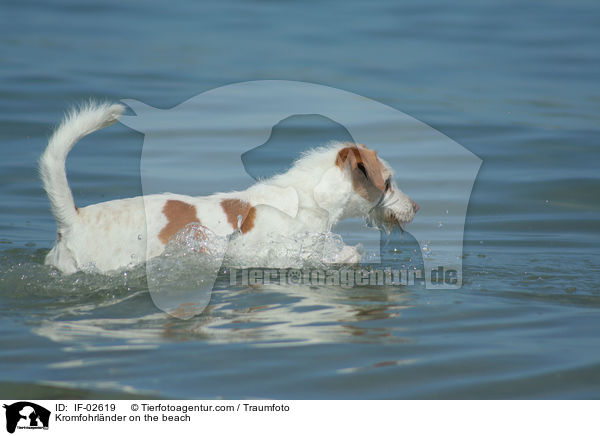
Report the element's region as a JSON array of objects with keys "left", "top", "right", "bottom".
[{"left": 1, "top": 400, "right": 597, "bottom": 436}]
